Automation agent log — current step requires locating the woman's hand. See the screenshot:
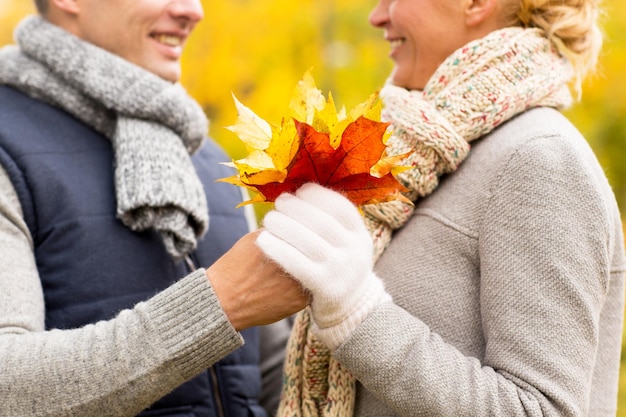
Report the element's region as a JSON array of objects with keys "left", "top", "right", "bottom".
[{"left": 257, "top": 183, "right": 391, "bottom": 349}]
